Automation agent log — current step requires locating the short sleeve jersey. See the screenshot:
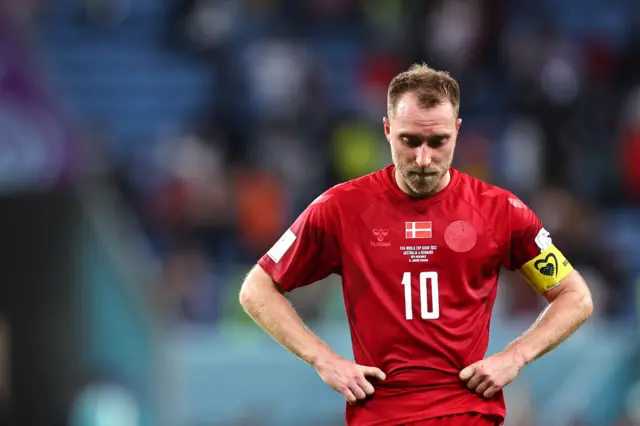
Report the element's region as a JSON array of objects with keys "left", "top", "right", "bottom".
[{"left": 258, "top": 166, "right": 568, "bottom": 426}]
